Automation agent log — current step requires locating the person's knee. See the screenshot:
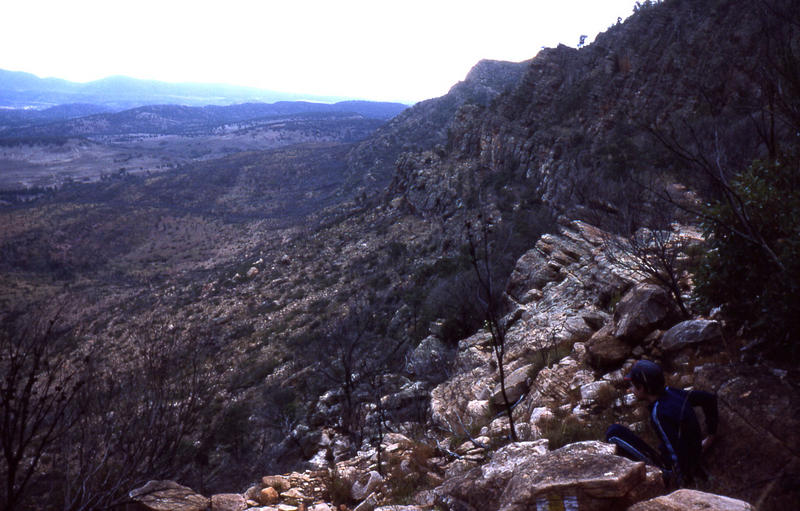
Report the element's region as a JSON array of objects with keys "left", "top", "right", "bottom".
[{"left": 606, "top": 423, "right": 627, "bottom": 442}]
